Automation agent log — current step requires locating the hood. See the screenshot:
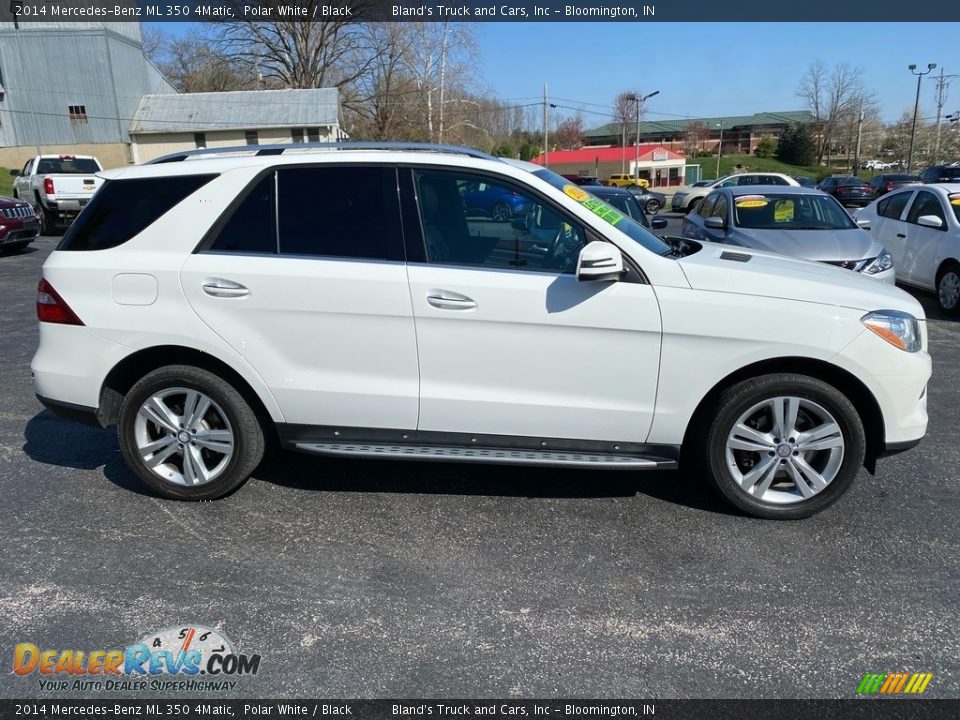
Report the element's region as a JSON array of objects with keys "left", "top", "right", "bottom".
[
  {"left": 678, "top": 242, "right": 924, "bottom": 317},
  {"left": 728, "top": 227, "right": 883, "bottom": 262},
  {"left": 0, "top": 195, "right": 31, "bottom": 209}
]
